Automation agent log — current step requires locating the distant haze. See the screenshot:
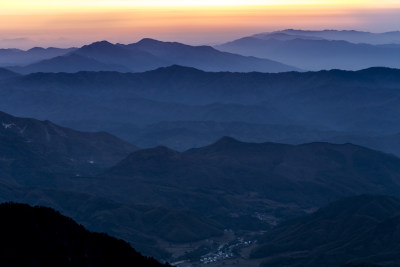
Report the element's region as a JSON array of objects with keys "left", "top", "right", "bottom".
[{"left": 0, "top": 1, "right": 399, "bottom": 49}]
